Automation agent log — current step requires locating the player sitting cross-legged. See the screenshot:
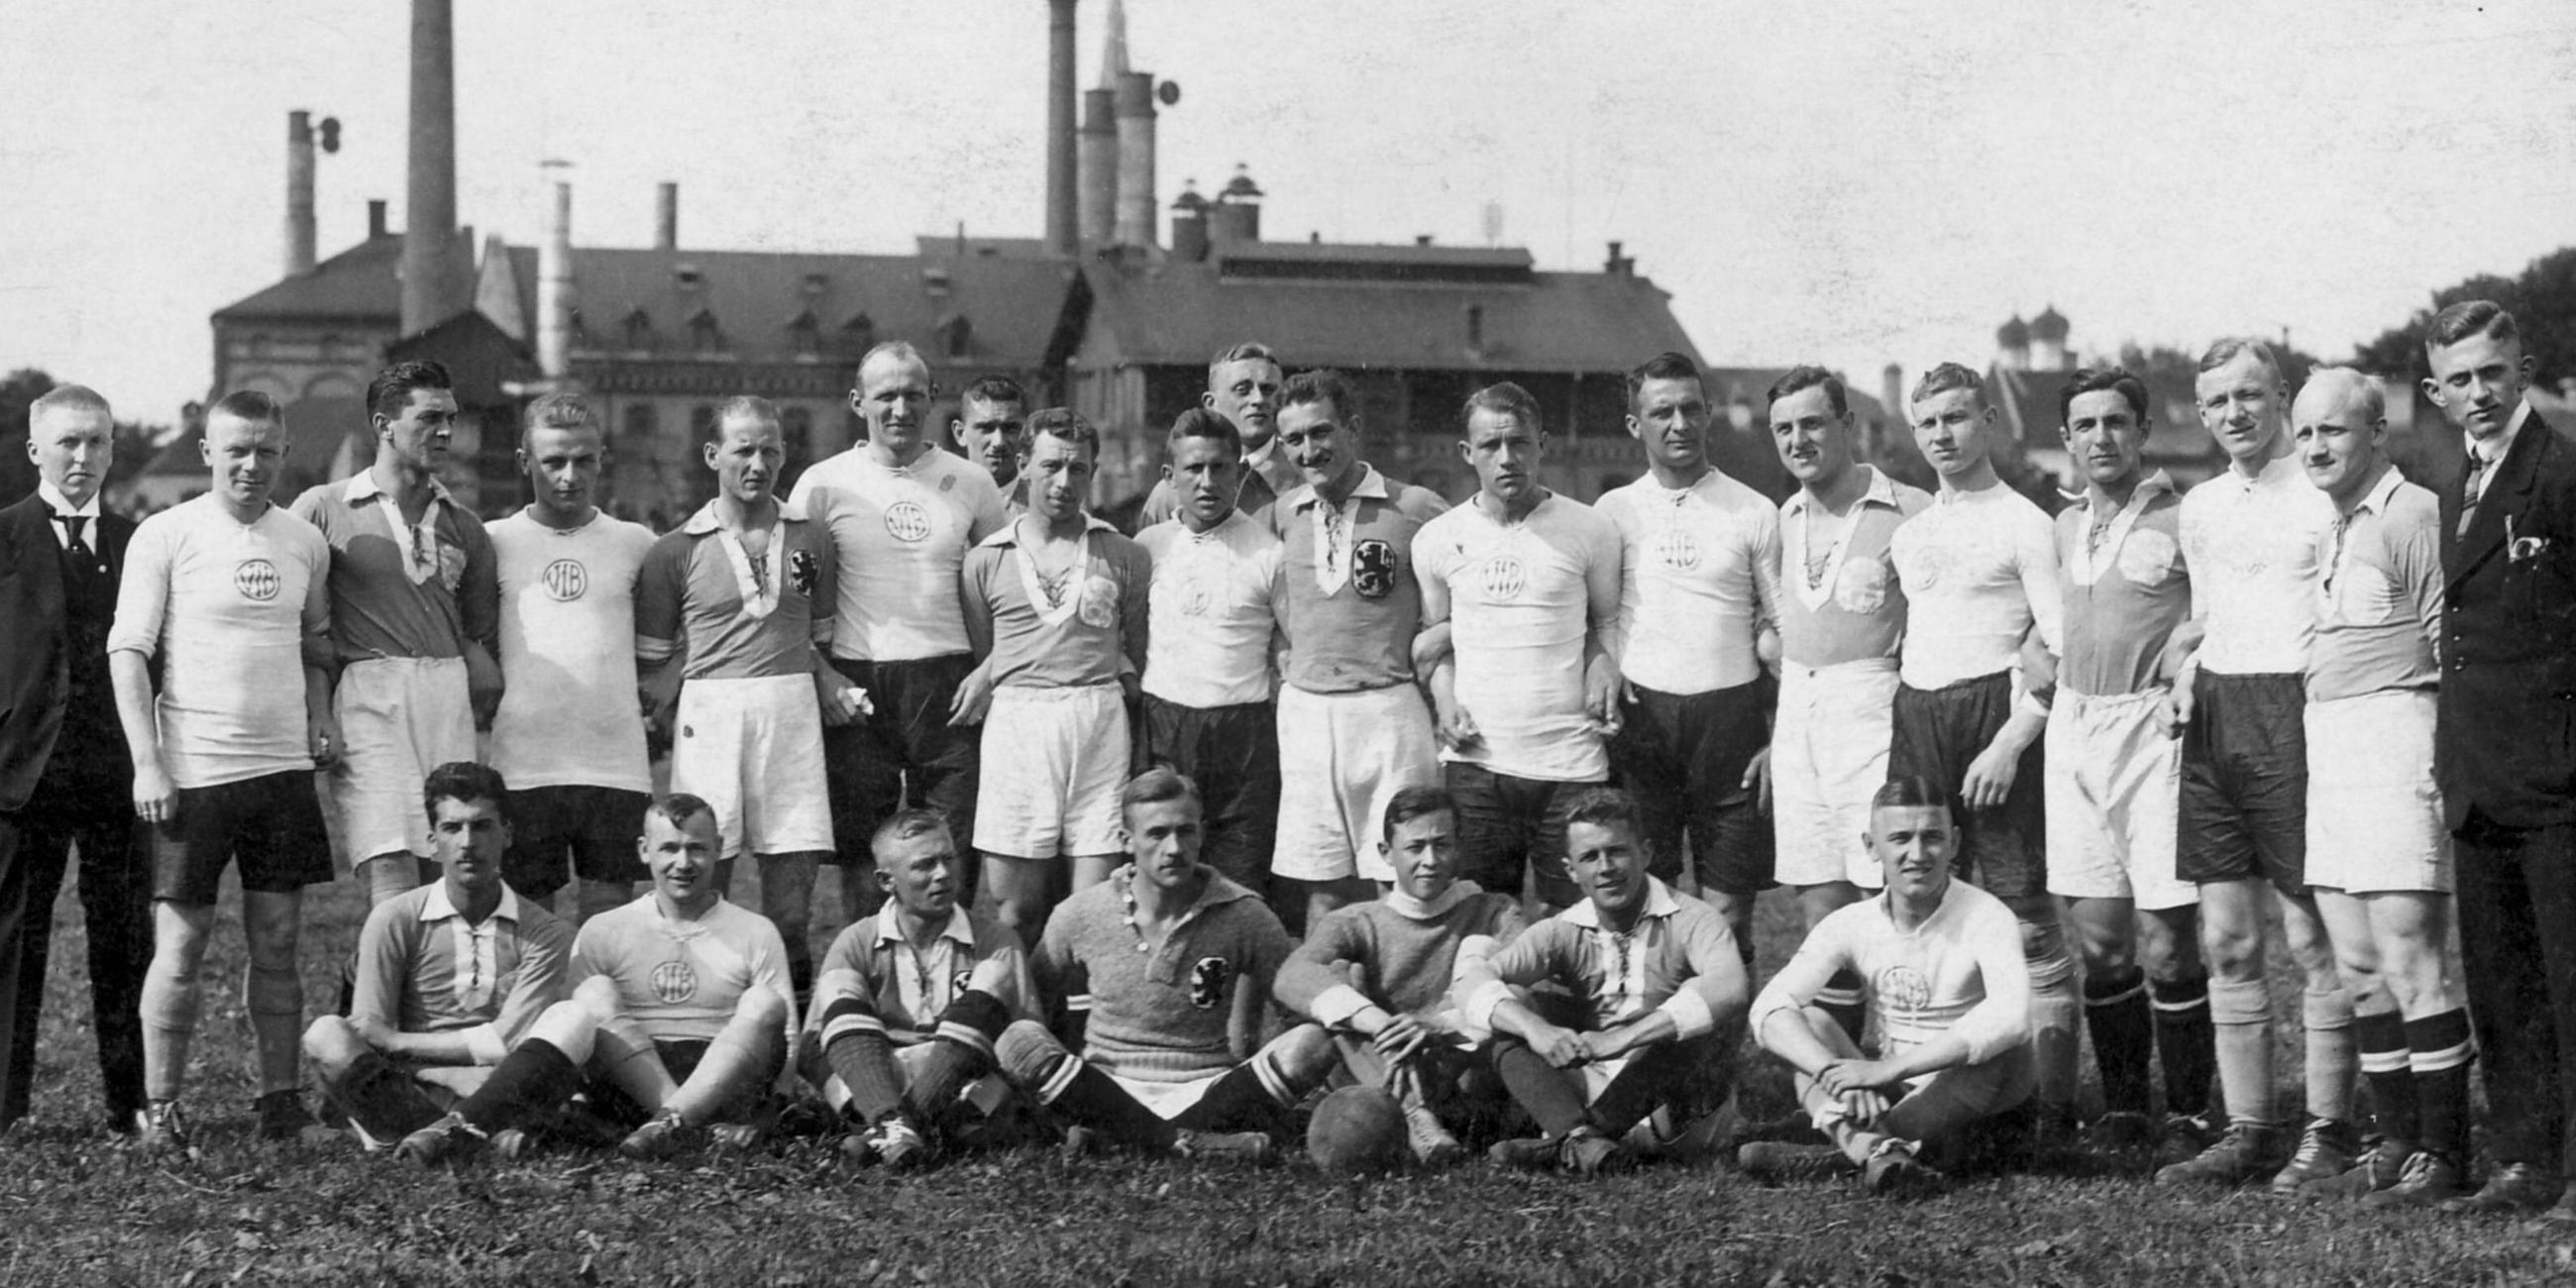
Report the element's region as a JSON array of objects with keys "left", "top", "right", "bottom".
[
  {"left": 303, "top": 763, "right": 572, "bottom": 1152},
  {"left": 797, "top": 808, "right": 1038, "bottom": 1170},
  {"left": 393, "top": 793, "right": 797, "bottom": 1164},
  {"left": 1274, "top": 786, "right": 1528, "bottom": 1165}
]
